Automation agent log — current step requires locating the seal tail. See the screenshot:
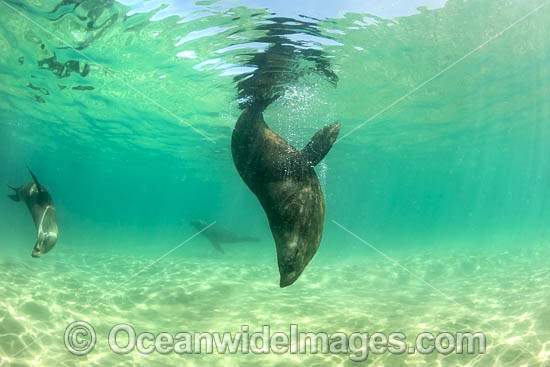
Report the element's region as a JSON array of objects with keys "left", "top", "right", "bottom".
[
  {"left": 7, "top": 184, "right": 19, "bottom": 201},
  {"left": 301, "top": 122, "right": 341, "bottom": 167}
]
